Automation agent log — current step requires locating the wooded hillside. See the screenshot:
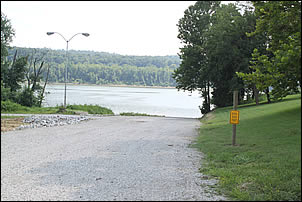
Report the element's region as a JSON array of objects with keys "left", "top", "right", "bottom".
[{"left": 8, "top": 47, "right": 179, "bottom": 87}]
